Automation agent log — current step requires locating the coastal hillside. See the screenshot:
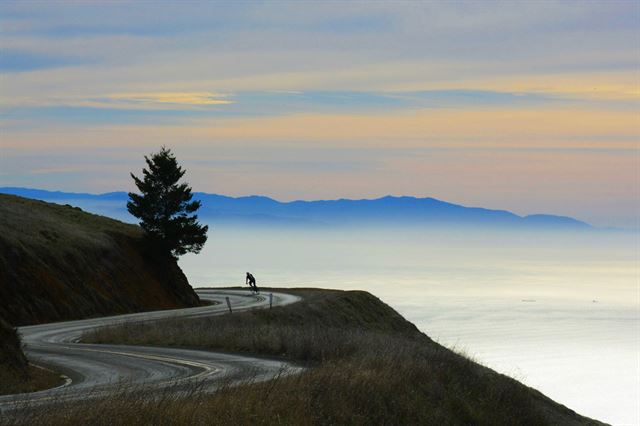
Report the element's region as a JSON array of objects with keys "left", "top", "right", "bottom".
[
  {"left": 77, "top": 289, "right": 602, "bottom": 425},
  {"left": 0, "top": 194, "right": 200, "bottom": 326}
]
